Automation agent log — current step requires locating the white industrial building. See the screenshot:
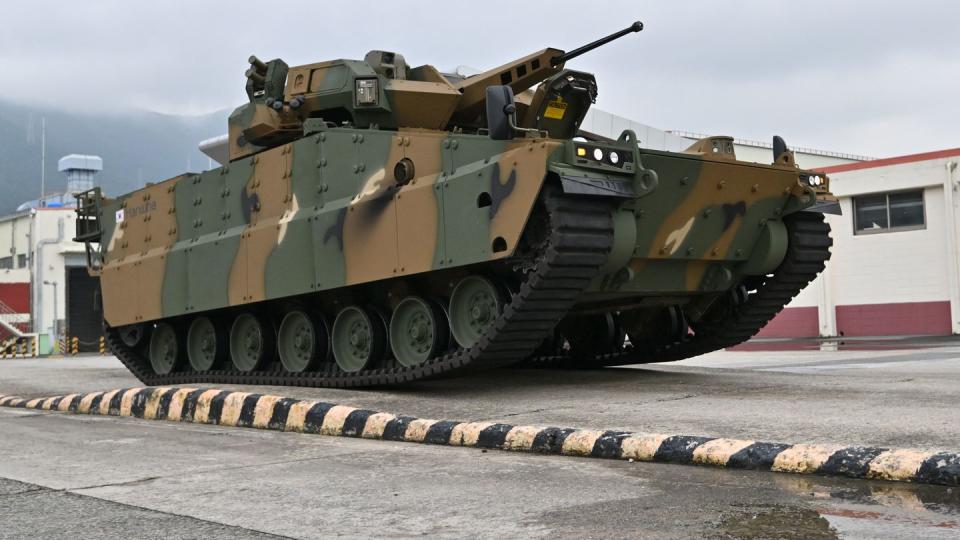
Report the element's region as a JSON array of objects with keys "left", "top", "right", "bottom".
[
  {"left": 759, "top": 148, "right": 960, "bottom": 338},
  {"left": 0, "top": 155, "right": 104, "bottom": 354}
]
